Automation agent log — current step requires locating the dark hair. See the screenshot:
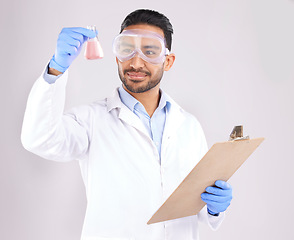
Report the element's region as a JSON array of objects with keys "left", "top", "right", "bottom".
[{"left": 120, "top": 9, "right": 173, "bottom": 51}]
